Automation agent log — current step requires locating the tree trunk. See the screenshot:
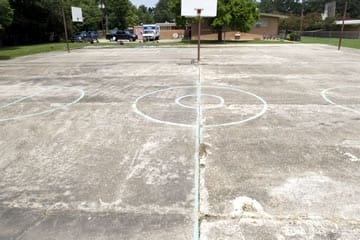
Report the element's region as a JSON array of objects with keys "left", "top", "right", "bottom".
[{"left": 217, "top": 29, "right": 223, "bottom": 41}]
